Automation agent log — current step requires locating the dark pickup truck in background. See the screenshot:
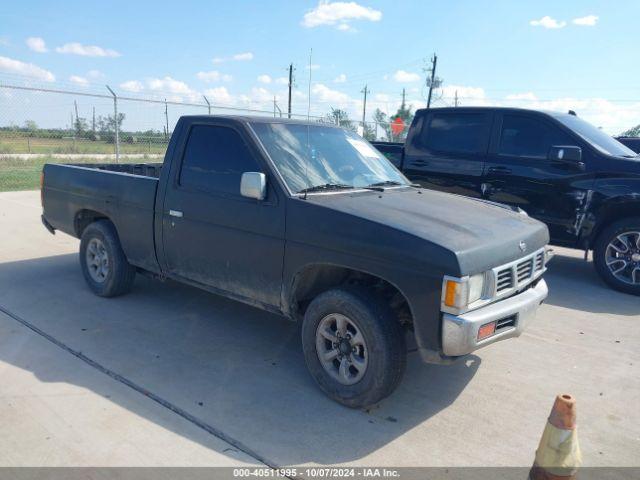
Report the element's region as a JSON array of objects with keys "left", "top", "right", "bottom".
[
  {"left": 616, "top": 137, "right": 640, "bottom": 154},
  {"left": 374, "top": 107, "right": 640, "bottom": 295},
  {"left": 42, "top": 115, "right": 550, "bottom": 407}
]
